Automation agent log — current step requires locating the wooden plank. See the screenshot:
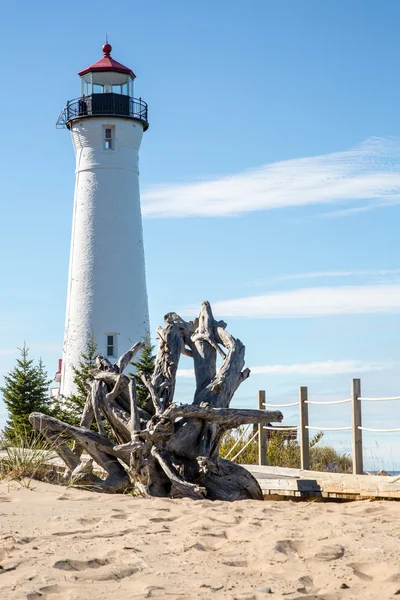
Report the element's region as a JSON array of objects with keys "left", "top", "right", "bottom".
[
  {"left": 299, "top": 386, "right": 310, "bottom": 470},
  {"left": 264, "top": 482, "right": 400, "bottom": 499},
  {"left": 258, "top": 390, "right": 267, "bottom": 466},
  {"left": 247, "top": 464, "right": 400, "bottom": 500},
  {"left": 257, "top": 478, "right": 300, "bottom": 491},
  {"left": 351, "top": 378, "right": 363, "bottom": 475},
  {"left": 257, "top": 478, "right": 322, "bottom": 493},
  {"left": 300, "top": 469, "right": 400, "bottom": 485},
  {"left": 243, "top": 464, "right": 301, "bottom": 478}
]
